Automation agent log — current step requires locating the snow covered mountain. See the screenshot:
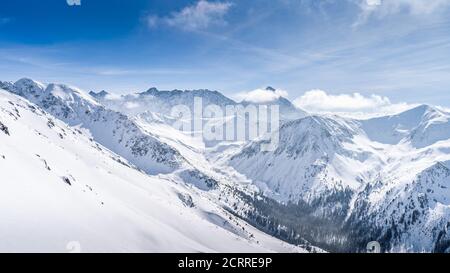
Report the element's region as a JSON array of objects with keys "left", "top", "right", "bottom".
[
  {"left": 229, "top": 106, "right": 450, "bottom": 252},
  {"left": 0, "top": 79, "right": 185, "bottom": 175},
  {"left": 231, "top": 115, "right": 365, "bottom": 201},
  {"left": 89, "top": 85, "right": 306, "bottom": 120},
  {"left": 89, "top": 87, "right": 236, "bottom": 117},
  {"left": 0, "top": 87, "right": 308, "bottom": 253},
  {"left": 3, "top": 77, "right": 450, "bottom": 253},
  {"left": 90, "top": 86, "right": 306, "bottom": 150},
  {"left": 361, "top": 104, "right": 450, "bottom": 148}
]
